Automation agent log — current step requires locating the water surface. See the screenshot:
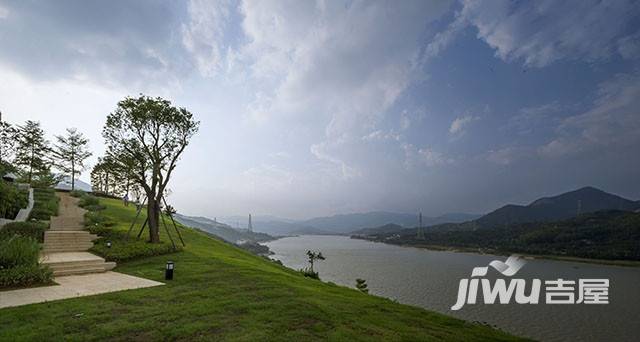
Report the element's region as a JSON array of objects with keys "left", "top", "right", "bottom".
[{"left": 265, "top": 235, "right": 640, "bottom": 341}]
